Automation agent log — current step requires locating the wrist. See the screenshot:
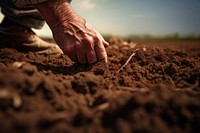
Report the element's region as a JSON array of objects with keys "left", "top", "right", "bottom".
[{"left": 35, "top": 0, "right": 76, "bottom": 30}]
